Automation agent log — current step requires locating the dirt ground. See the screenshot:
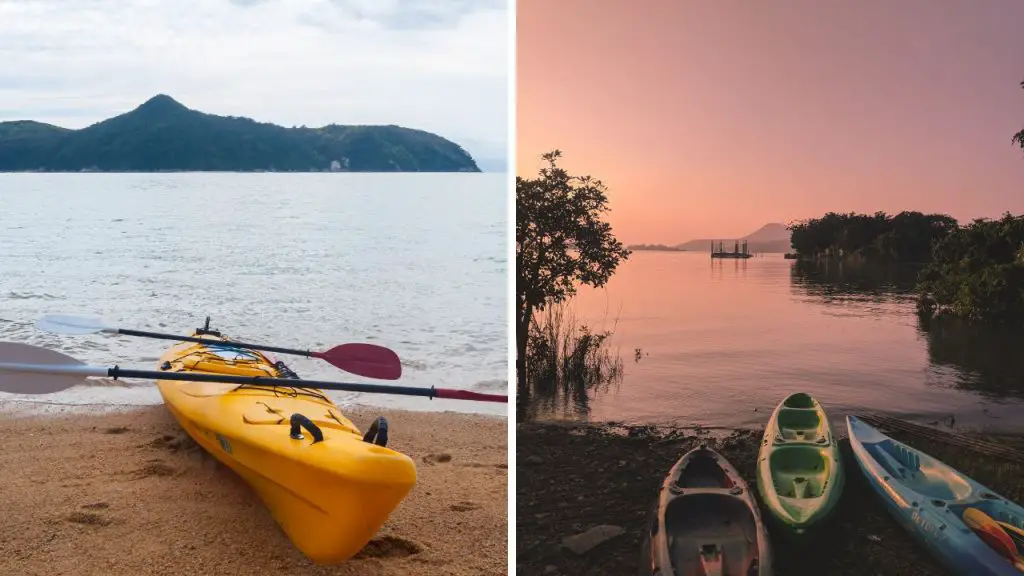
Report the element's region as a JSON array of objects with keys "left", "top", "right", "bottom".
[
  {"left": 0, "top": 405, "right": 507, "bottom": 576},
  {"left": 516, "top": 420, "right": 1024, "bottom": 576}
]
